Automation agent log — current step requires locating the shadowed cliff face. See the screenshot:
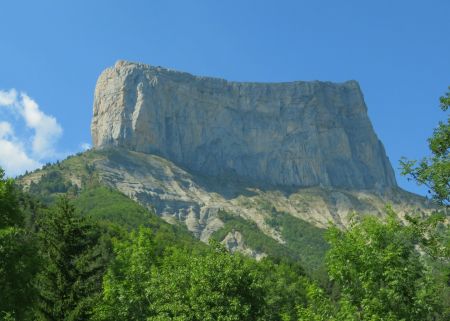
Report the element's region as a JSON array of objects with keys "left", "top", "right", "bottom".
[{"left": 91, "top": 60, "right": 397, "bottom": 190}]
